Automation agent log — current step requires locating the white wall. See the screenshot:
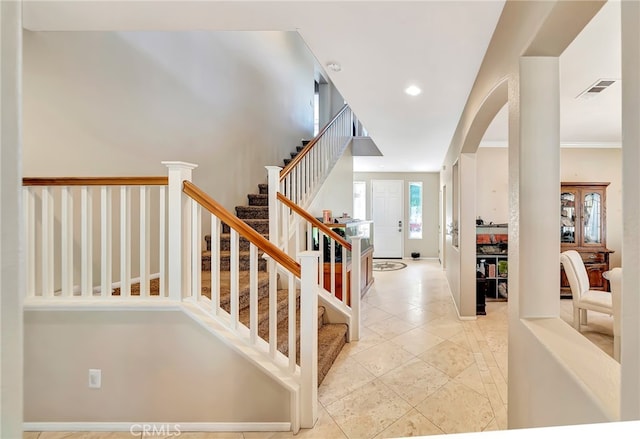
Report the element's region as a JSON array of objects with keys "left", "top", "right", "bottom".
[
  {"left": 309, "top": 146, "right": 354, "bottom": 220},
  {"left": 353, "top": 172, "right": 440, "bottom": 259},
  {"left": 24, "top": 309, "right": 290, "bottom": 423},
  {"left": 23, "top": 30, "right": 316, "bottom": 290},
  {"left": 476, "top": 147, "right": 622, "bottom": 267},
  {"left": 23, "top": 30, "right": 315, "bottom": 212},
  {"left": 0, "top": 1, "right": 24, "bottom": 437}
]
